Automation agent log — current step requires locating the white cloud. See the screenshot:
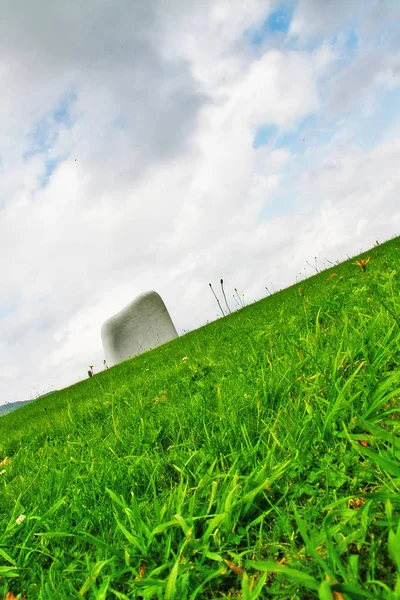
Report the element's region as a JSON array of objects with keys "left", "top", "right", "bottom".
[
  {"left": 325, "top": 46, "right": 400, "bottom": 116},
  {"left": 289, "top": 0, "right": 364, "bottom": 40},
  {"left": 0, "top": 0, "right": 399, "bottom": 404},
  {"left": 231, "top": 49, "right": 319, "bottom": 127}
]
